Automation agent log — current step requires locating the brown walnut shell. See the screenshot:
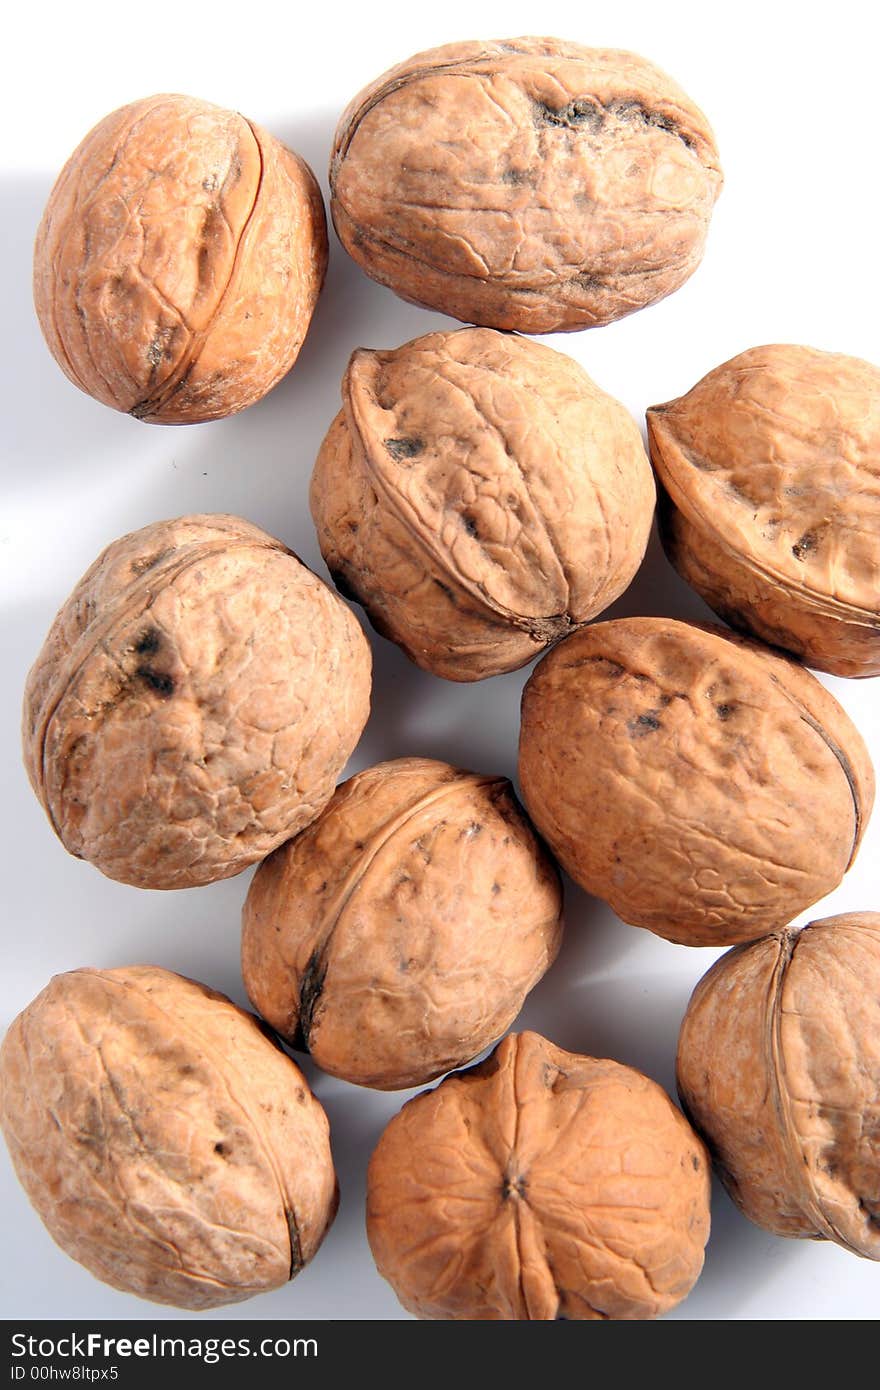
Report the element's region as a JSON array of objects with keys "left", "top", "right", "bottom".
[
  {"left": 331, "top": 38, "right": 722, "bottom": 332},
  {"left": 677, "top": 913, "right": 880, "bottom": 1258},
  {"left": 648, "top": 345, "right": 880, "bottom": 677},
  {"left": 242, "top": 757, "right": 563, "bottom": 1090},
  {"left": 310, "top": 327, "right": 655, "bottom": 680},
  {"left": 0, "top": 966, "right": 338, "bottom": 1309},
  {"left": 22, "top": 515, "right": 371, "bottom": 889},
  {"left": 34, "top": 94, "right": 328, "bottom": 424},
  {"left": 366, "top": 1031, "right": 710, "bottom": 1319},
  {"left": 518, "top": 617, "right": 874, "bottom": 946}
]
